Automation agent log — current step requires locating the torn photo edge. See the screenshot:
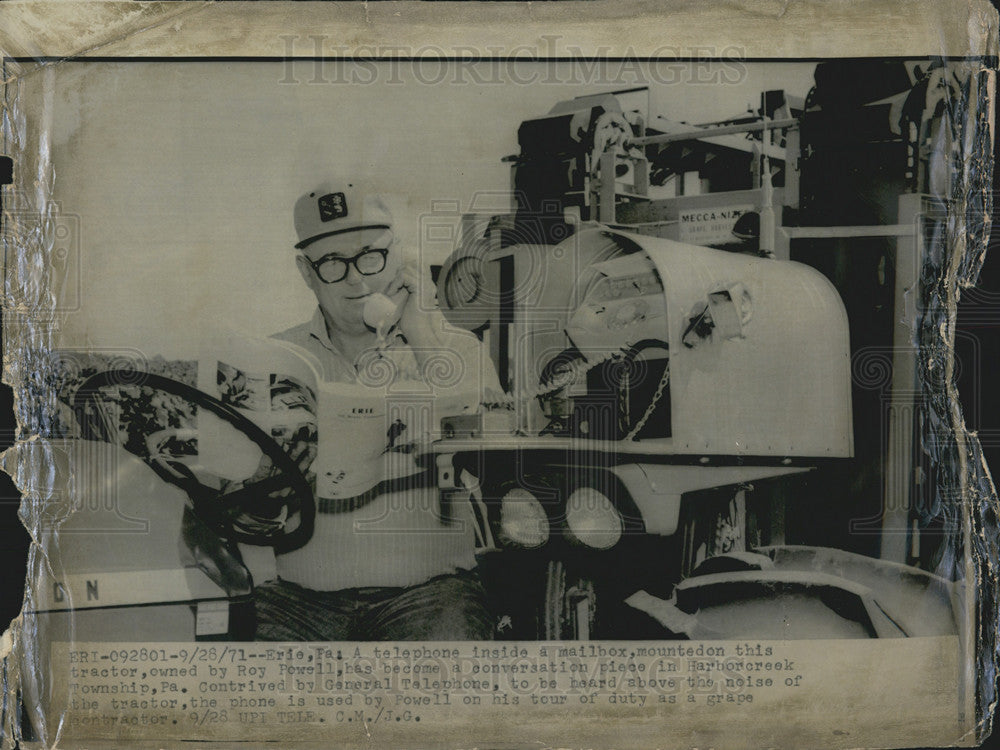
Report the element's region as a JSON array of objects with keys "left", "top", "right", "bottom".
[{"left": 0, "top": 1, "right": 997, "bottom": 748}]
